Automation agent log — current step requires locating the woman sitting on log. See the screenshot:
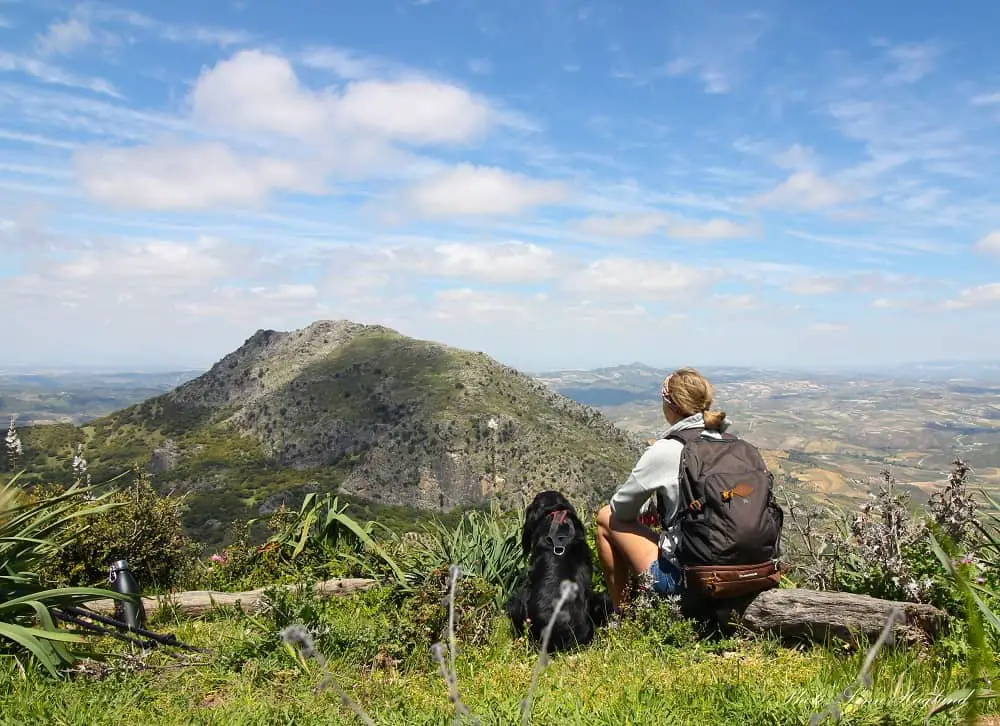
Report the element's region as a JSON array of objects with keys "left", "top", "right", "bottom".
[{"left": 595, "top": 367, "right": 726, "bottom": 607}]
